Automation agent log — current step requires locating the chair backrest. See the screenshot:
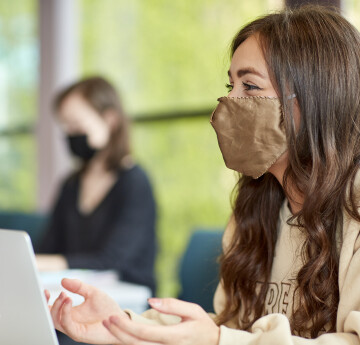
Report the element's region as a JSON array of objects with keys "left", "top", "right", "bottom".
[
  {"left": 179, "top": 229, "right": 223, "bottom": 313},
  {"left": 0, "top": 211, "right": 48, "bottom": 248}
]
